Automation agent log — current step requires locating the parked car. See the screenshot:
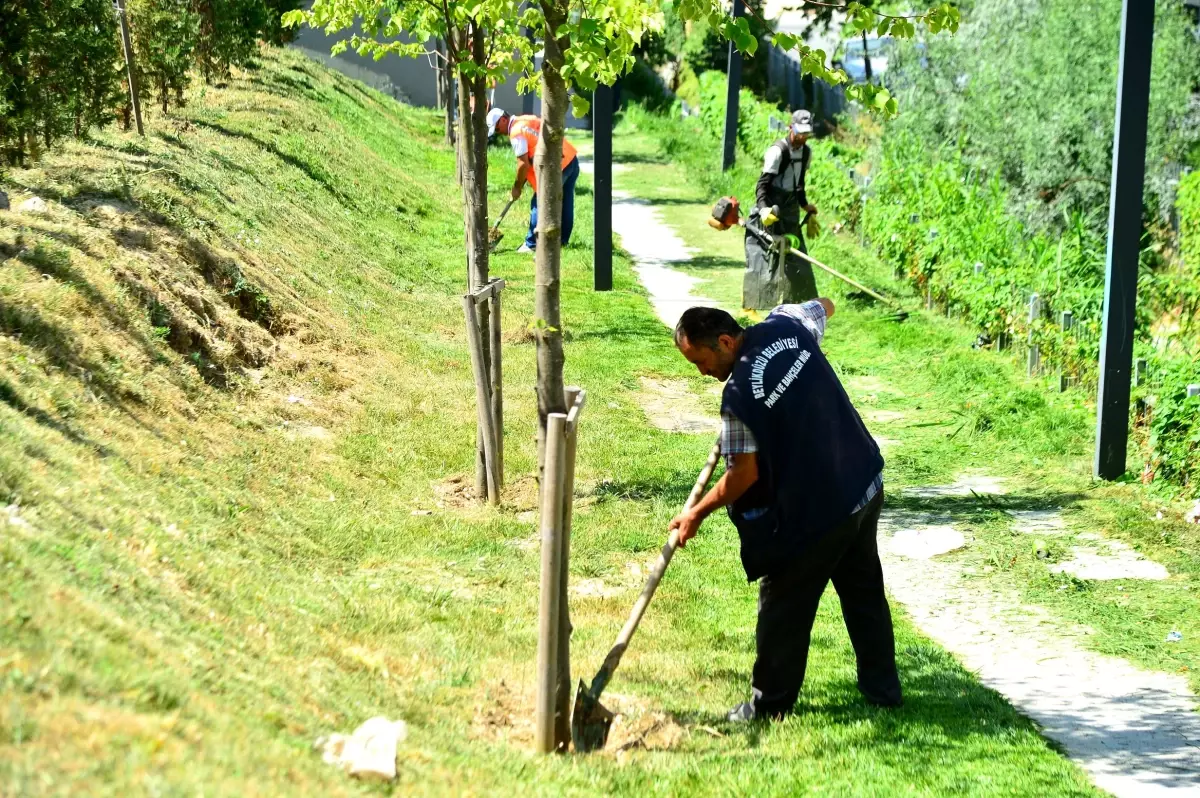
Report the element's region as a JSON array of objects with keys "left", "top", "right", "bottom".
[
  {"left": 836, "top": 35, "right": 927, "bottom": 84},
  {"left": 837, "top": 35, "right": 894, "bottom": 84}
]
